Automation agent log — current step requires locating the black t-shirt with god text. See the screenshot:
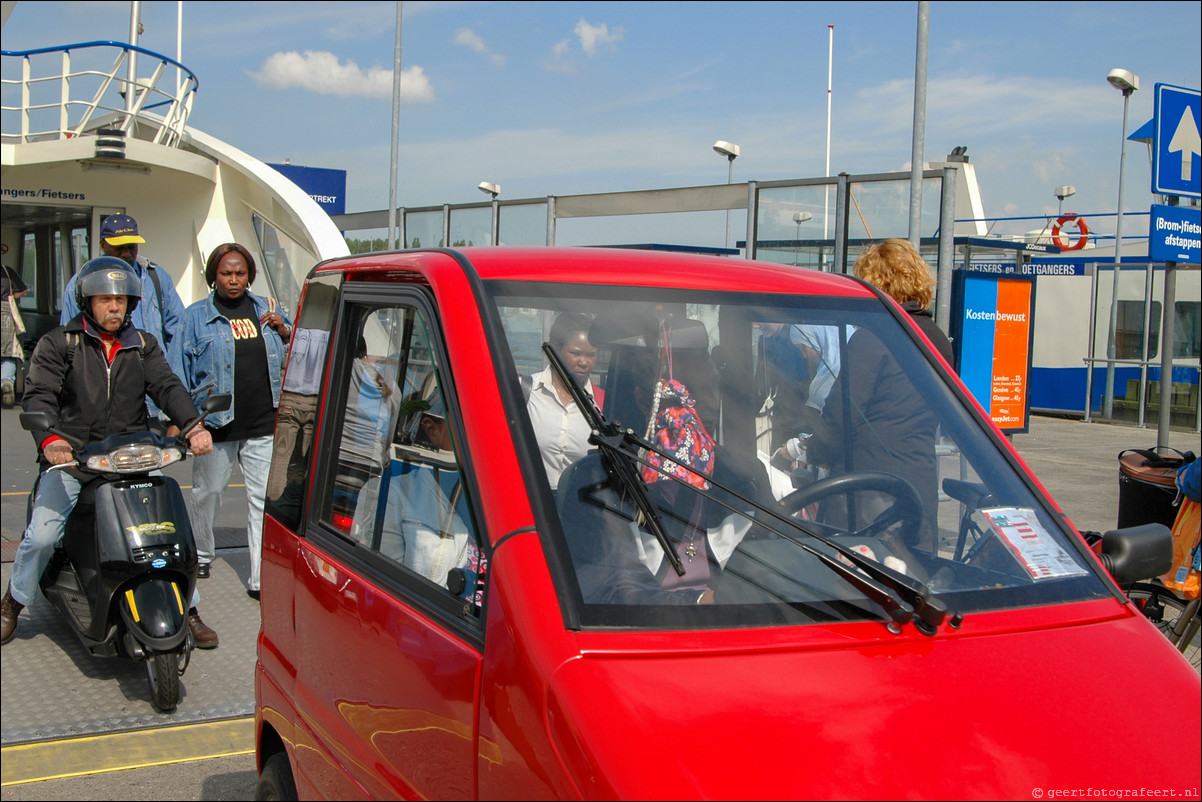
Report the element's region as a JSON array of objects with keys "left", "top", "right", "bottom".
[{"left": 211, "top": 293, "right": 275, "bottom": 442}]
